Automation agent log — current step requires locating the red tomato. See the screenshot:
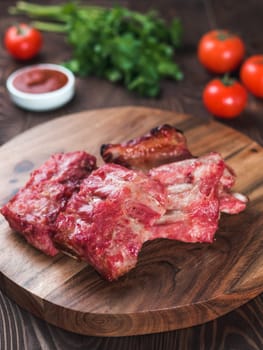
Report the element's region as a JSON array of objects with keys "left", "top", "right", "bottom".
[
  {"left": 4, "top": 23, "right": 42, "bottom": 60},
  {"left": 240, "top": 55, "right": 263, "bottom": 98},
  {"left": 203, "top": 77, "right": 247, "bottom": 118},
  {"left": 198, "top": 30, "right": 245, "bottom": 74}
]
